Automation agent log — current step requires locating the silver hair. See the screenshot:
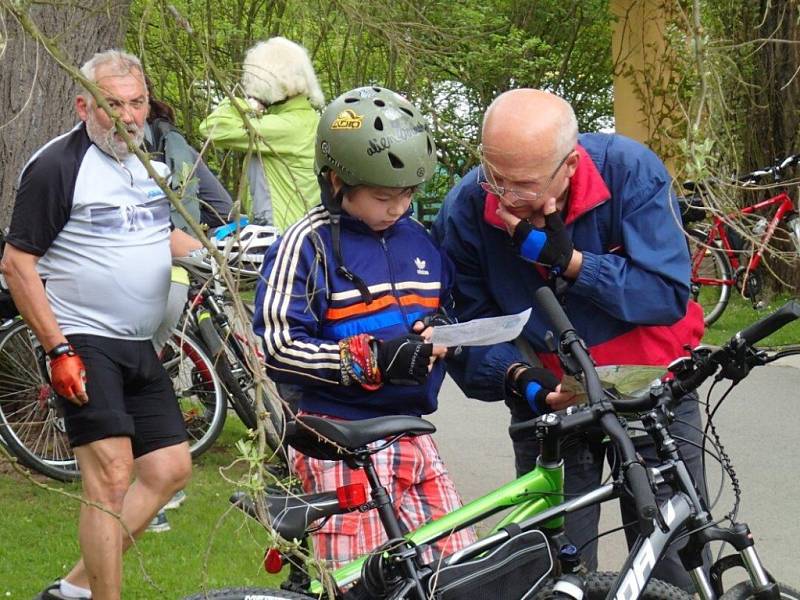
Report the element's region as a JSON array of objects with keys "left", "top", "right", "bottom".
[
  {"left": 241, "top": 37, "right": 324, "bottom": 108},
  {"left": 79, "top": 49, "right": 144, "bottom": 98}
]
